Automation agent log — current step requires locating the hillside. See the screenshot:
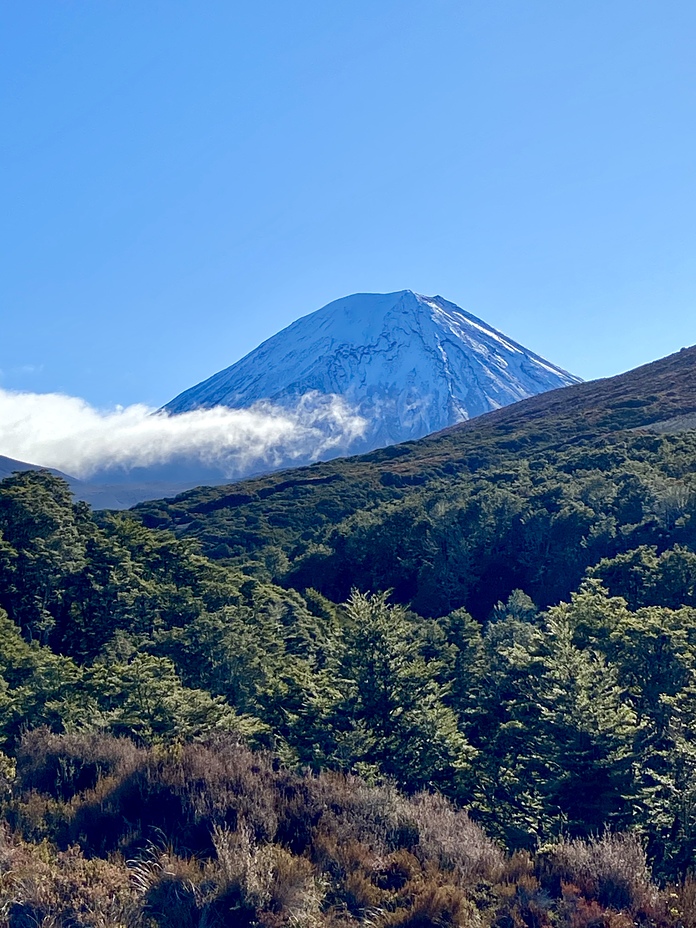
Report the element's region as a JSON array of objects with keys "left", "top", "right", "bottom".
[
  {"left": 0, "top": 454, "right": 196, "bottom": 511},
  {"left": 136, "top": 344, "right": 696, "bottom": 616},
  {"left": 0, "top": 454, "right": 79, "bottom": 486}
]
